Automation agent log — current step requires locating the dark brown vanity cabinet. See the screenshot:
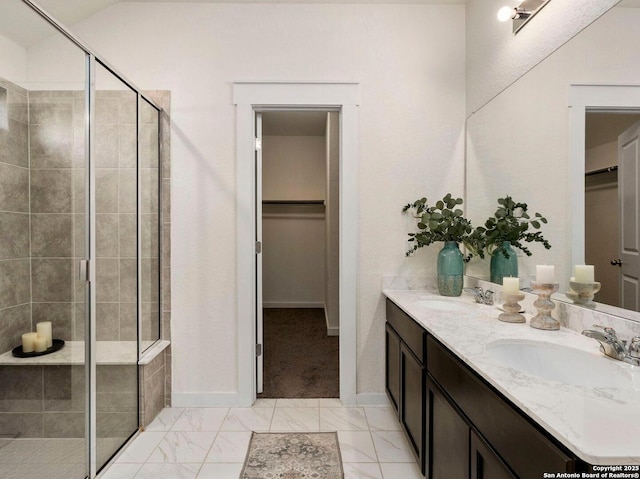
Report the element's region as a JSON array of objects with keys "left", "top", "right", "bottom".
[
  {"left": 427, "top": 336, "right": 580, "bottom": 478},
  {"left": 385, "top": 300, "right": 427, "bottom": 472},
  {"left": 428, "top": 371, "right": 516, "bottom": 479},
  {"left": 385, "top": 298, "right": 585, "bottom": 479}
]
